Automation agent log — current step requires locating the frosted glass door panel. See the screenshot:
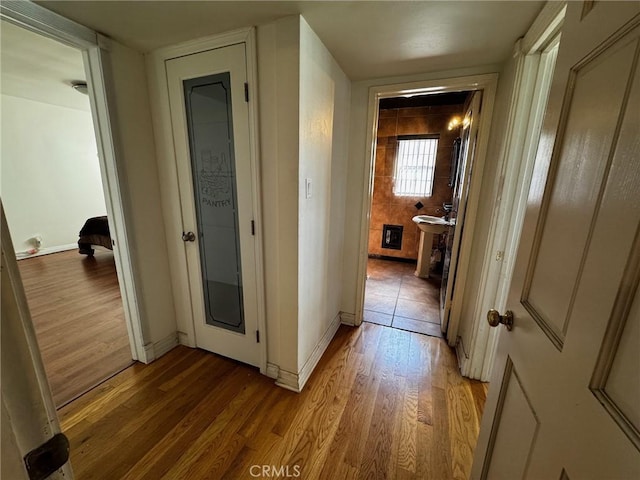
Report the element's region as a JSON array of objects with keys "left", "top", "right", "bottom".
[{"left": 184, "top": 73, "right": 244, "bottom": 333}]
